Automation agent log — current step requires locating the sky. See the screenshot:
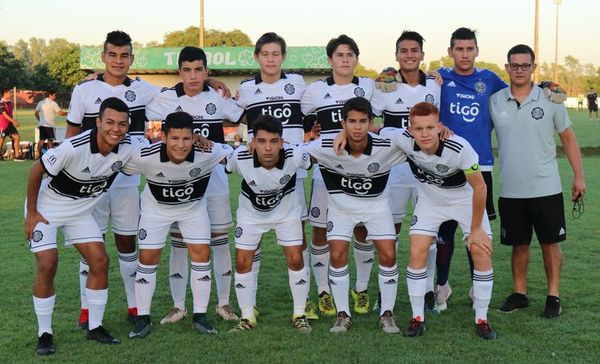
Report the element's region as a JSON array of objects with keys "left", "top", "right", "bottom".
[{"left": 0, "top": 0, "right": 595, "bottom": 71}]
